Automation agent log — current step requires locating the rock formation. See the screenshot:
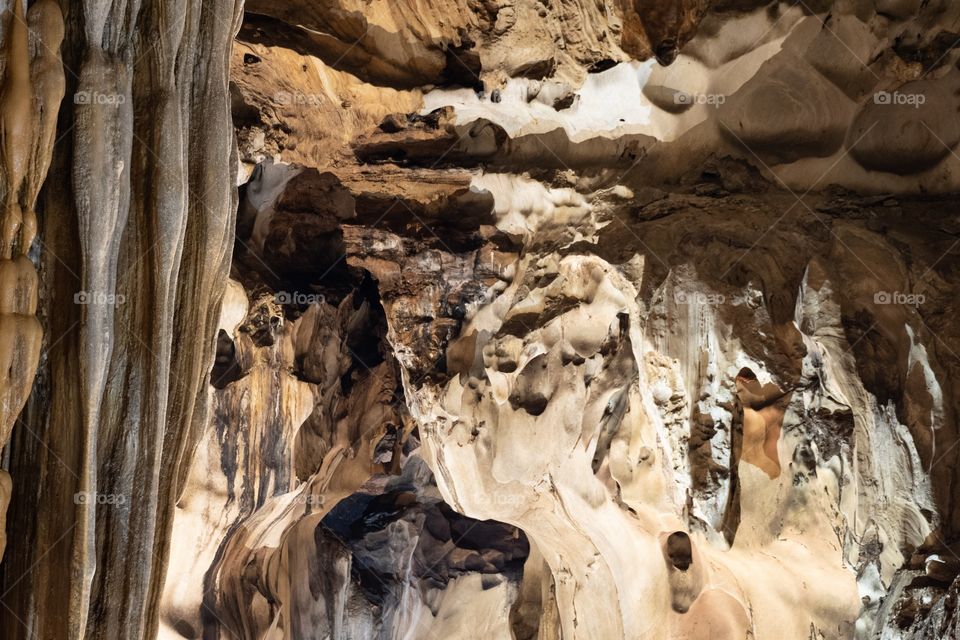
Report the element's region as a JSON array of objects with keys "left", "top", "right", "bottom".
[
  {"left": 0, "top": 0, "right": 62, "bottom": 563},
  {"left": 0, "top": 1, "right": 959, "bottom": 639}
]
